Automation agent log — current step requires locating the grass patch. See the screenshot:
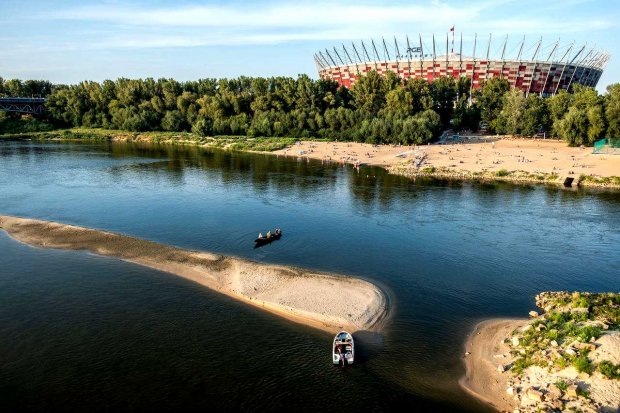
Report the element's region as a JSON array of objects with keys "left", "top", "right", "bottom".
[
  {"left": 598, "top": 361, "right": 620, "bottom": 379},
  {"left": 511, "top": 356, "right": 533, "bottom": 375},
  {"left": 577, "top": 387, "right": 591, "bottom": 399},
  {"left": 228, "top": 137, "right": 295, "bottom": 152},
  {"left": 555, "top": 379, "right": 569, "bottom": 391},
  {"left": 0, "top": 117, "right": 54, "bottom": 135},
  {"left": 579, "top": 174, "right": 620, "bottom": 186},
  {"left": 495, "top": 168, "right": 511, "bottom": 177}
]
